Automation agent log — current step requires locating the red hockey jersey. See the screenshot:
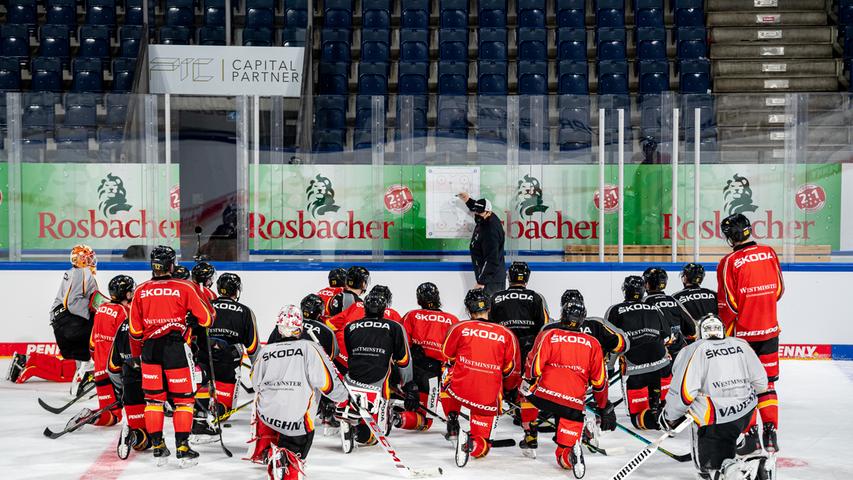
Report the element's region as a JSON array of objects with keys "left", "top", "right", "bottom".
[
  {"left": 90, "top": 302, "right": 129, "bottom": 378},
  {"left": 717, "top": 242, "right": 784, "bottom": 342},
  {"left": 326, "top": 302, "right": 401, "bottom": 366},
  {"left": 317, "top": 286, "right": 343, "bottom": 317},
  {"left": 402, "top": 309, "right": 460, "bottom": 362},
  {"left": 441, "top": 320, "right": 520, "bottom": 416}
]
